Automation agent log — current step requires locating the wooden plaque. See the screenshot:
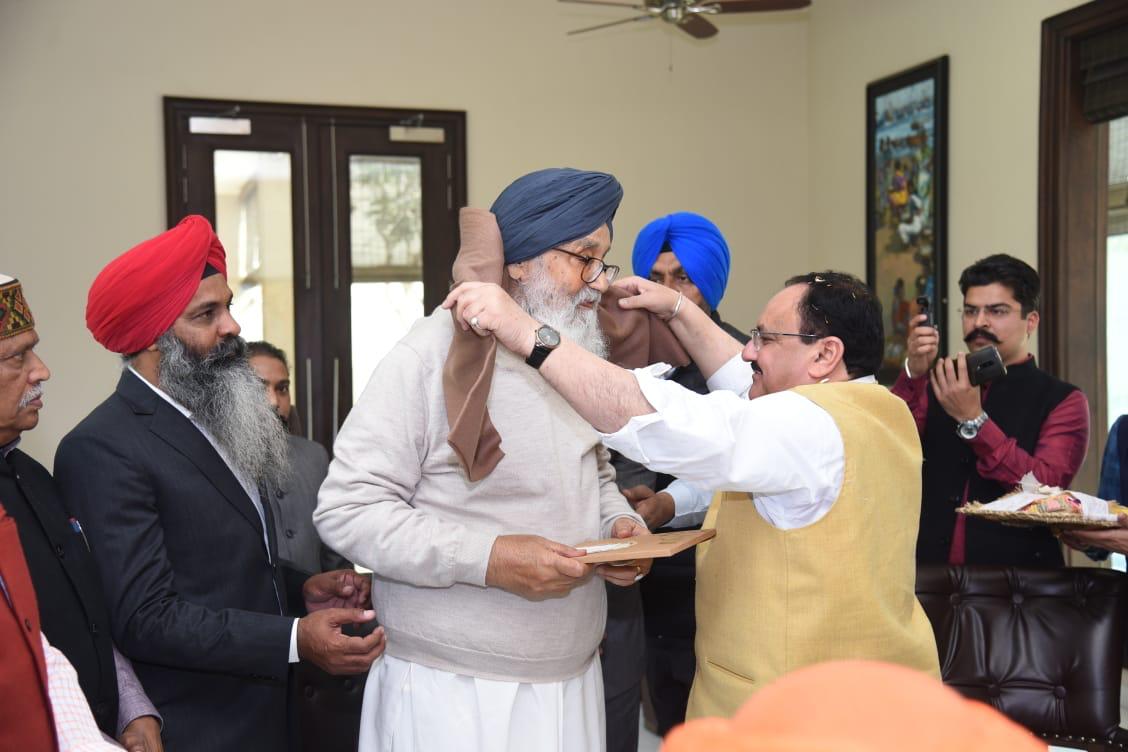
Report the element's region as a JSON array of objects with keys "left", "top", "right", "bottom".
[{"left": 573, "top": 529, "right": 716, "bottom": 564}]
